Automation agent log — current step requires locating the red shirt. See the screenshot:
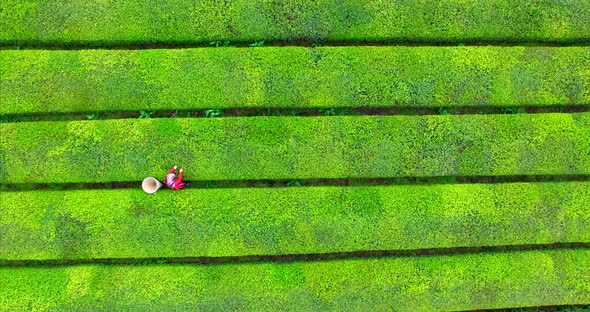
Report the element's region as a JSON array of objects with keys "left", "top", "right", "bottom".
[{"left": 164, "top": 168, "right": 187, "bottom": 190}]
